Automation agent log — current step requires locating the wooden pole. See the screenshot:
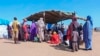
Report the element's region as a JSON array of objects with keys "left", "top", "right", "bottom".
[
  {"left": 60, "top": 11, "right": 62, "bottom": 25},
  {"left": 43, "top": 11, "right": 47, "bottom": 31},
  {"left": 43, "top": 11, "right": 46, "bottom": 24}
]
